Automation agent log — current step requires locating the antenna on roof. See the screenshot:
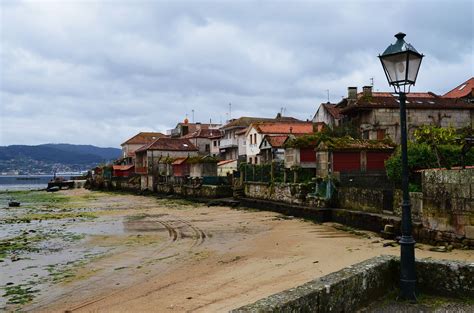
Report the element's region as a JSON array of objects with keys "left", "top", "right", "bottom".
[
  {"left": 192, "top": 109, "right": 195, "bottom": 123},
  {"left": 370, "top": 77, "right": 374, "bottom": 87},
  {"left": 229, "top": 103, "right": 232, "bottom": 120},
  {"left": 326, "top": 89, "right": 330, "bottom": 102}
]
